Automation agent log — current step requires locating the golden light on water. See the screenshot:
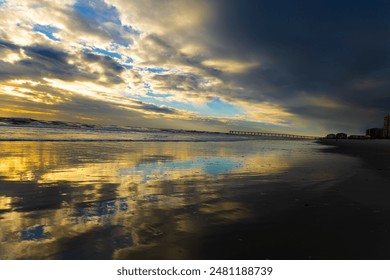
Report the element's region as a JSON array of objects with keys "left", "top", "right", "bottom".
[
  {"left": 0, "top": 196, "right": 12, "bottom": 210},
  {"left": 0, "top": 142, "right": 292, "bottom": 183},
  {"left": 0, "top": 140, "right": 354, "bottom": 259}
]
